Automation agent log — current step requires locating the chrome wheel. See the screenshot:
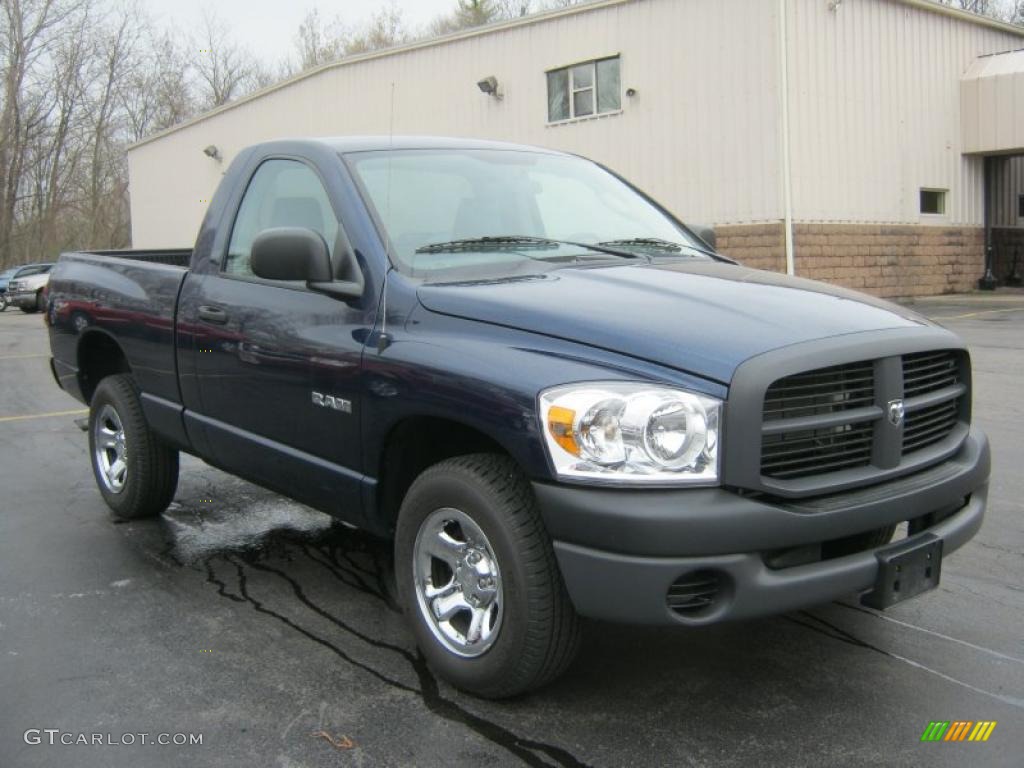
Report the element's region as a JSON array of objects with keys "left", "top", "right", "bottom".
[
  {"left": 94, "top": 404, "right": 127, "bottom": 494},
  {"left": 413, "top": 507, "right": 503, "bottom": 658}
]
